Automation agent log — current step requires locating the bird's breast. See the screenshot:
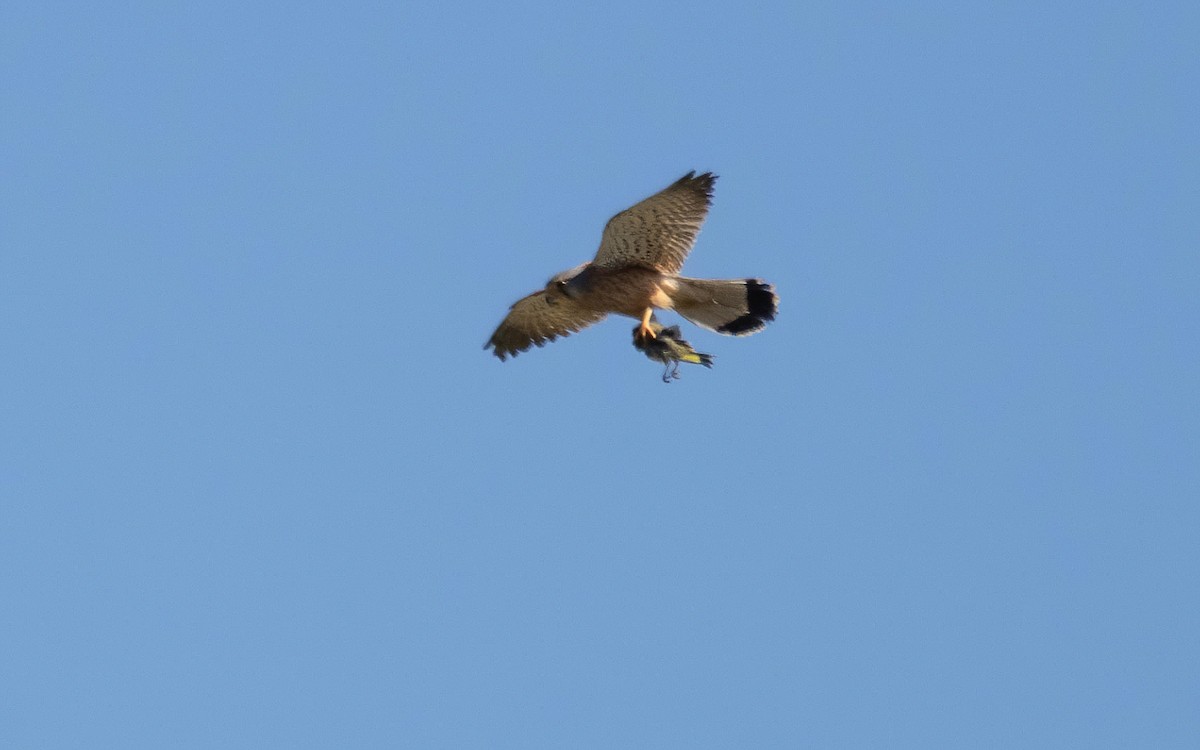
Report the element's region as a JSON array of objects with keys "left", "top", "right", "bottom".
[{"left": 574, "top": 267, "right": 674, "bottom": 317}]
